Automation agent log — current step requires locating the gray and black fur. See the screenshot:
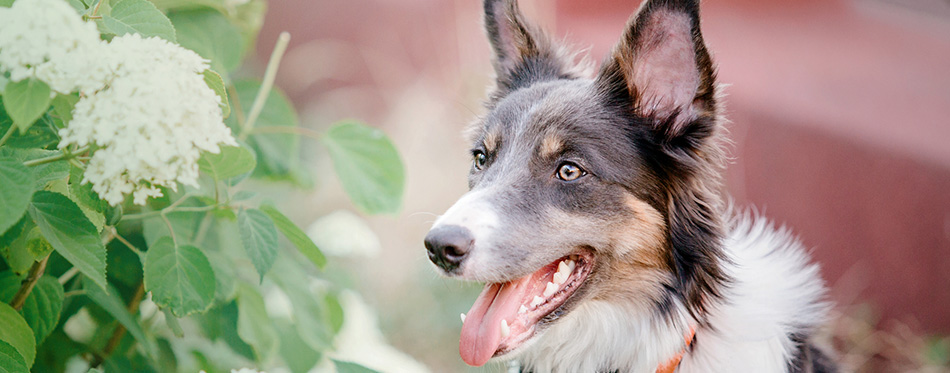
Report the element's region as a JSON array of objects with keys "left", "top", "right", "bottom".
[{"left": 425, "top": 0, "right": 838, "bottom": 371}]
